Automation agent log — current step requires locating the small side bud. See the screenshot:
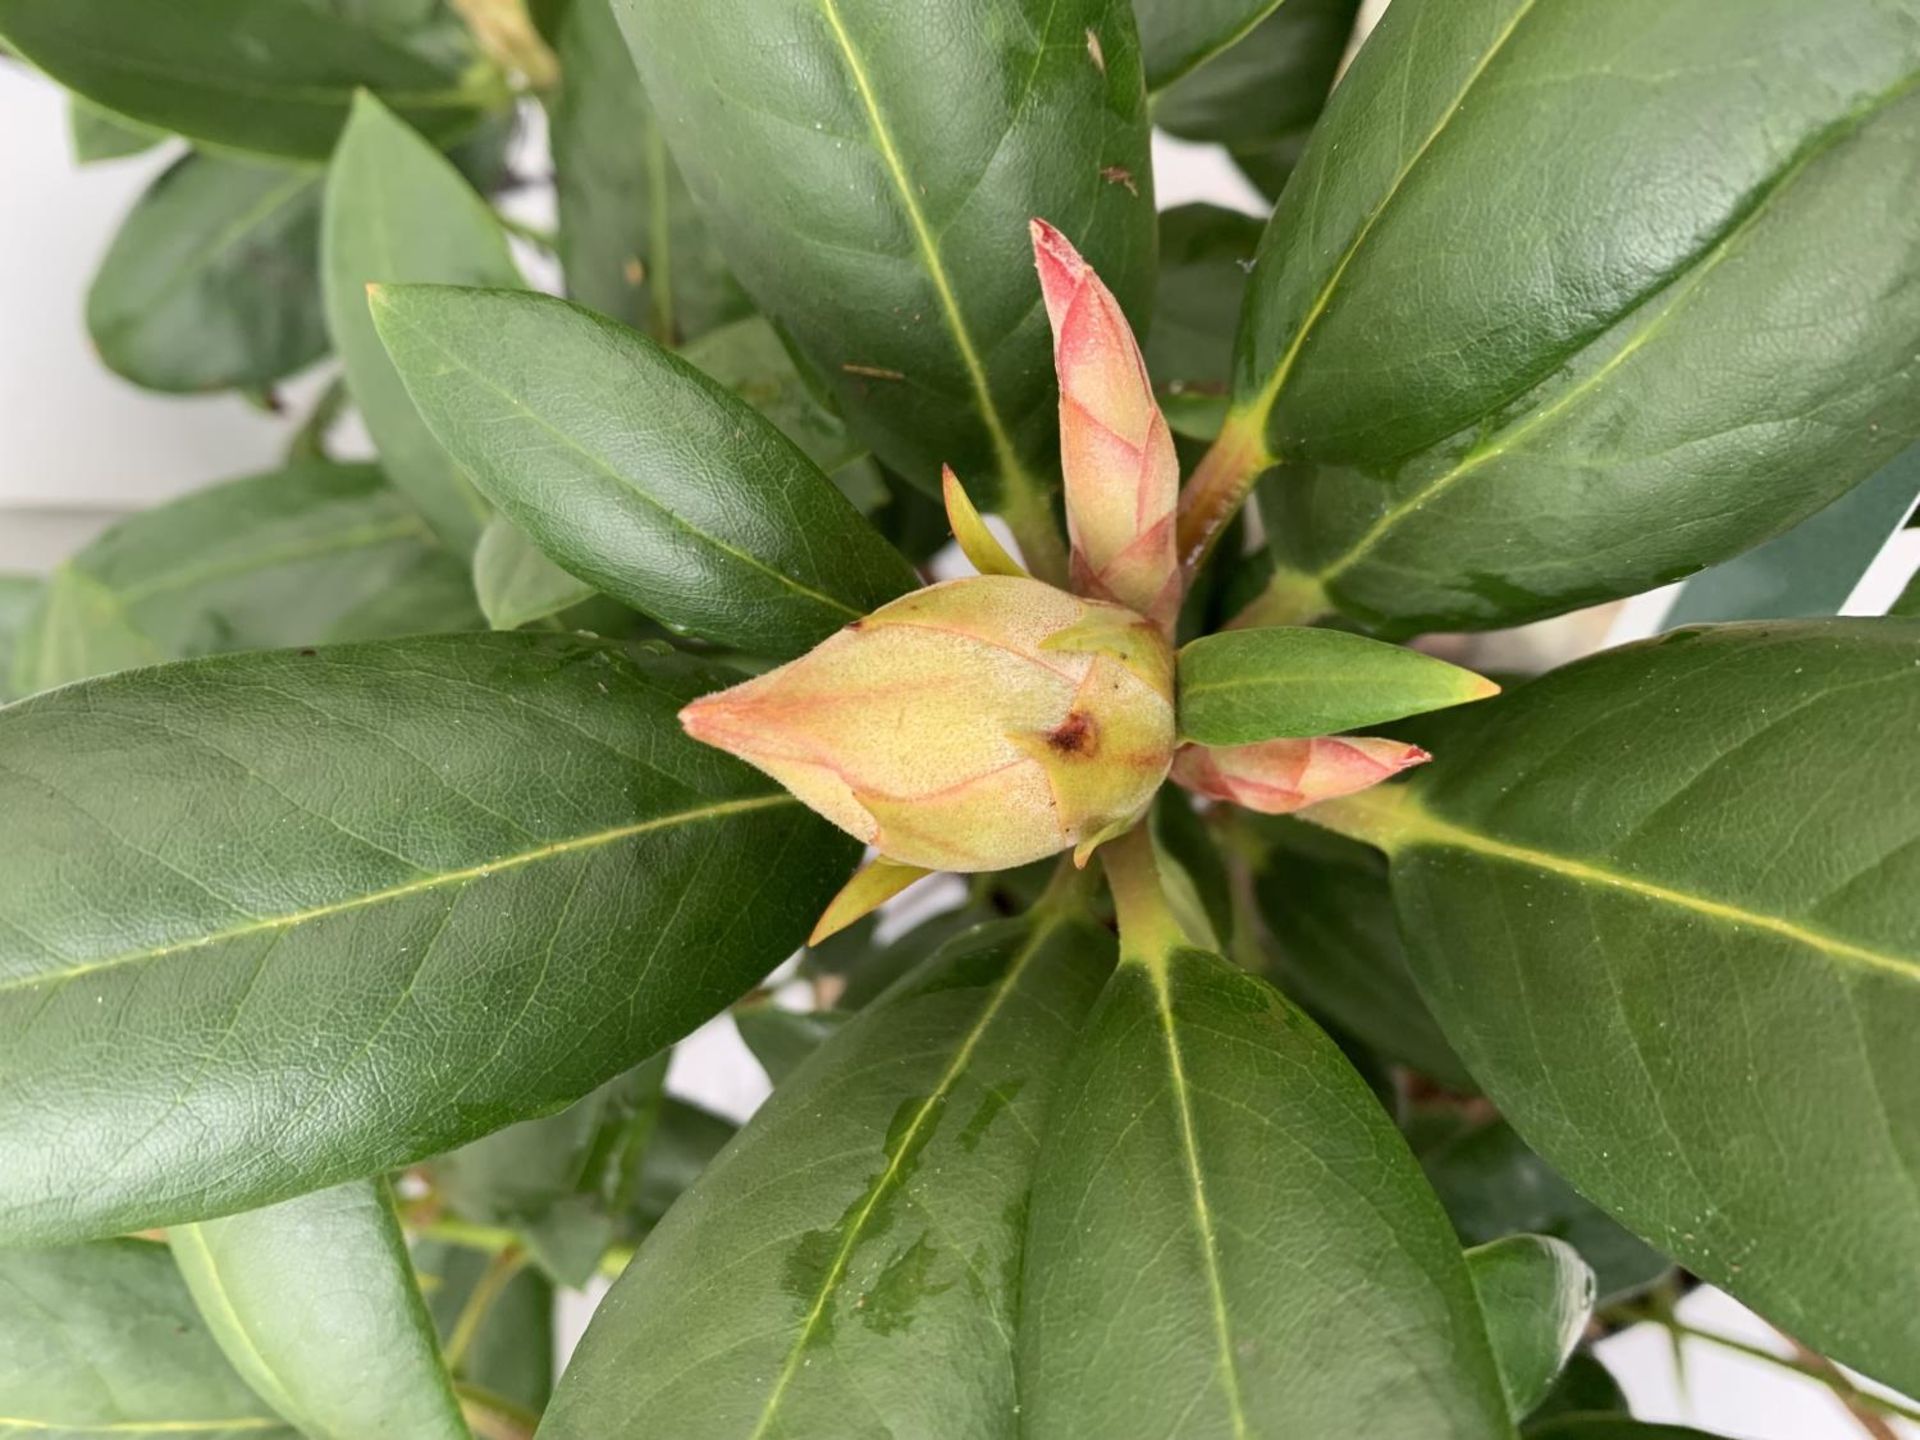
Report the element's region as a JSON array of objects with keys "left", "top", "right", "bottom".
[
  {"left": 1170, "top": 737, "right": 1430, "bottom": 815},
  {"left": 1031, "top": 218, "right": 1180, "bottom": 629},
  {"left": 941, "top": 466, "right": 1028, "bottom": 578},
  {"left": 679, "top": 575, "right": 1176, "bottom": 873}
]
